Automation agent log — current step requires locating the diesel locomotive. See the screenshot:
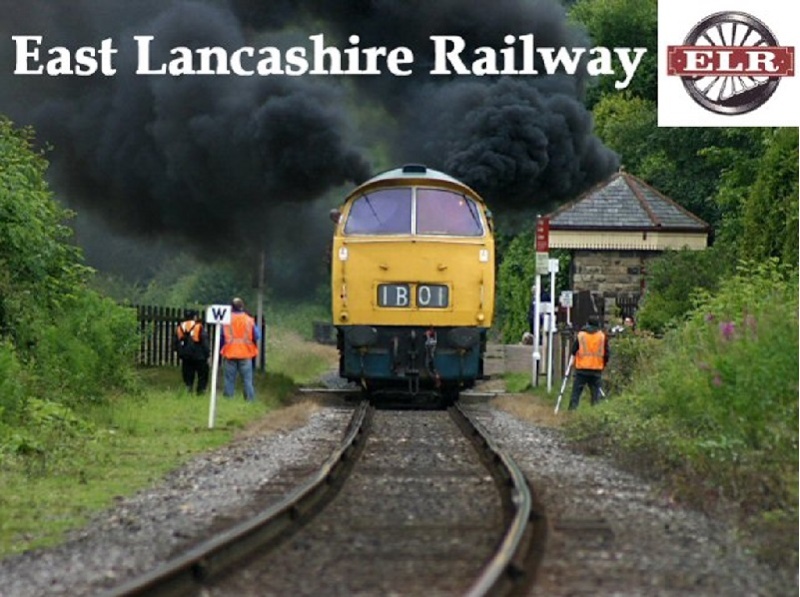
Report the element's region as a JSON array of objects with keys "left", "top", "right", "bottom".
[{"left": 330, "top": 164, "right": 495, "bottom": 400}]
